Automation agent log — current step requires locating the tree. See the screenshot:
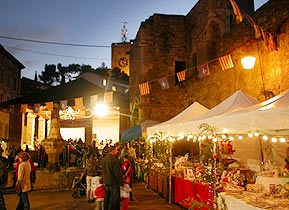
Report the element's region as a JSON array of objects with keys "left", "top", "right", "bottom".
[
  {"left": 57, "top": 63, "right": 82, "bottom": 84},
  {"left": 39, "top": 64, "right": 58, "bottom": 85}
]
